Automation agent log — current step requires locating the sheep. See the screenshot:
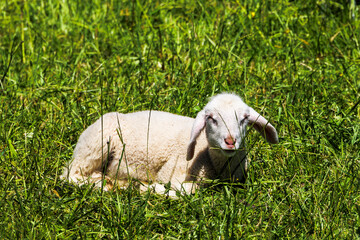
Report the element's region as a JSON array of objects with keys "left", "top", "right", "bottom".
[{"left": 61, "top": 93, "right": 279, "bottom": 196}]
